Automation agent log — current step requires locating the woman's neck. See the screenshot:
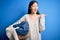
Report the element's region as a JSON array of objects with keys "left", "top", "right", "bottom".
[{"left": 30, "top": 13, "right": 37, "bottom": 16}]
